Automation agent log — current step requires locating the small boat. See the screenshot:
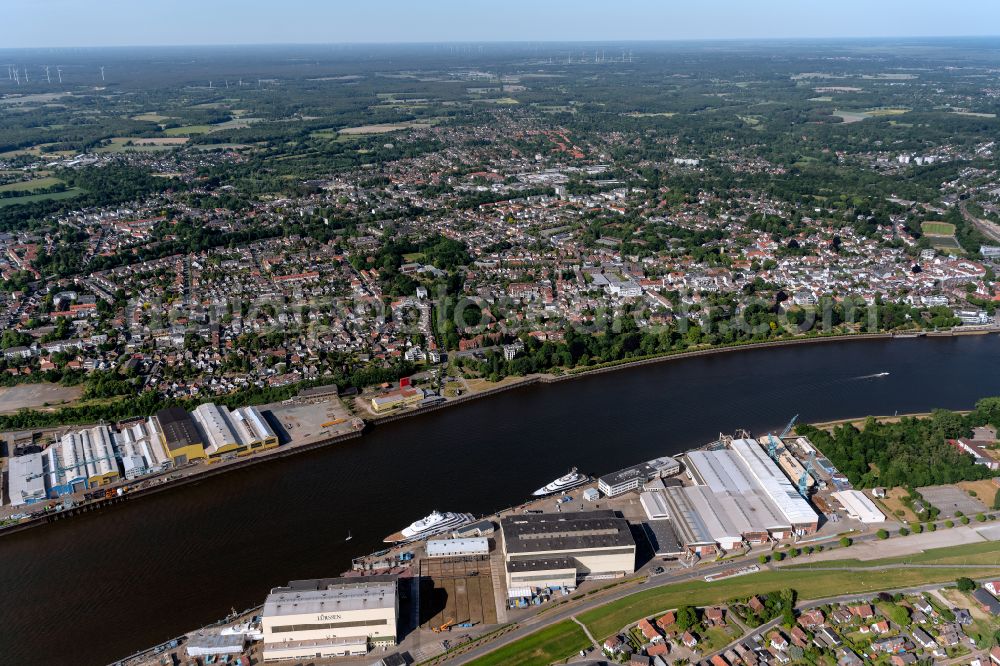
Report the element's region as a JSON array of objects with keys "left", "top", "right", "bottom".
[
  {"left": 874, "top": 372, "right": 889, "bottom": 377},
  {"left": 345, "top": 530, "right": 353, "bottom": 542},
  {"left": 533, "top": 467, "right": 589, "bottom": 496}
]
